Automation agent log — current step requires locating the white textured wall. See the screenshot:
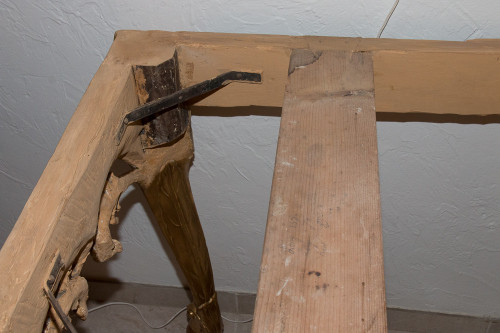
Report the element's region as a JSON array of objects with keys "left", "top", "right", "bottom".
[{"left": 1, "top": 0, "right": 500, "bottom": 318}]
